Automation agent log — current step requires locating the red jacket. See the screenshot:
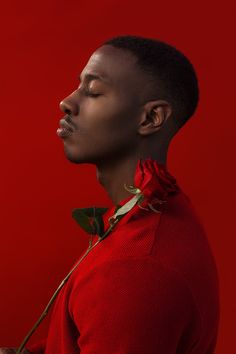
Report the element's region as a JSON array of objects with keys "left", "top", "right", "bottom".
[{"left": 27, "top": 158, "right": 220, "bottom": 353}]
